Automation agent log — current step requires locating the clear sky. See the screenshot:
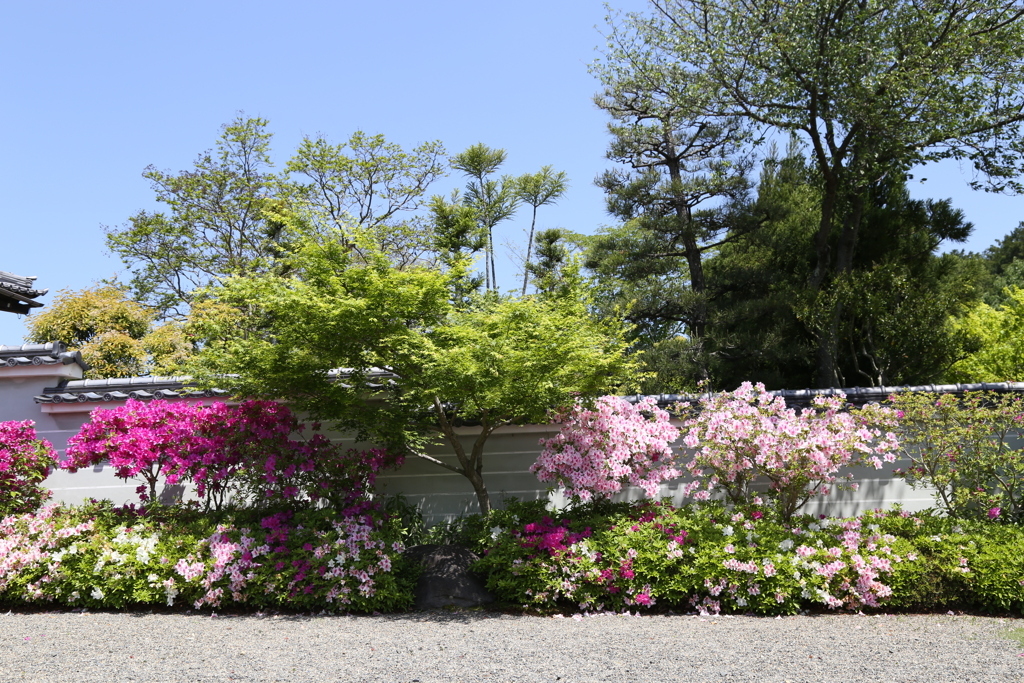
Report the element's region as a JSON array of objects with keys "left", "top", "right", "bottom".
[{"left": 2, "top": 0, "right": 1021, "bottom": 345}]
